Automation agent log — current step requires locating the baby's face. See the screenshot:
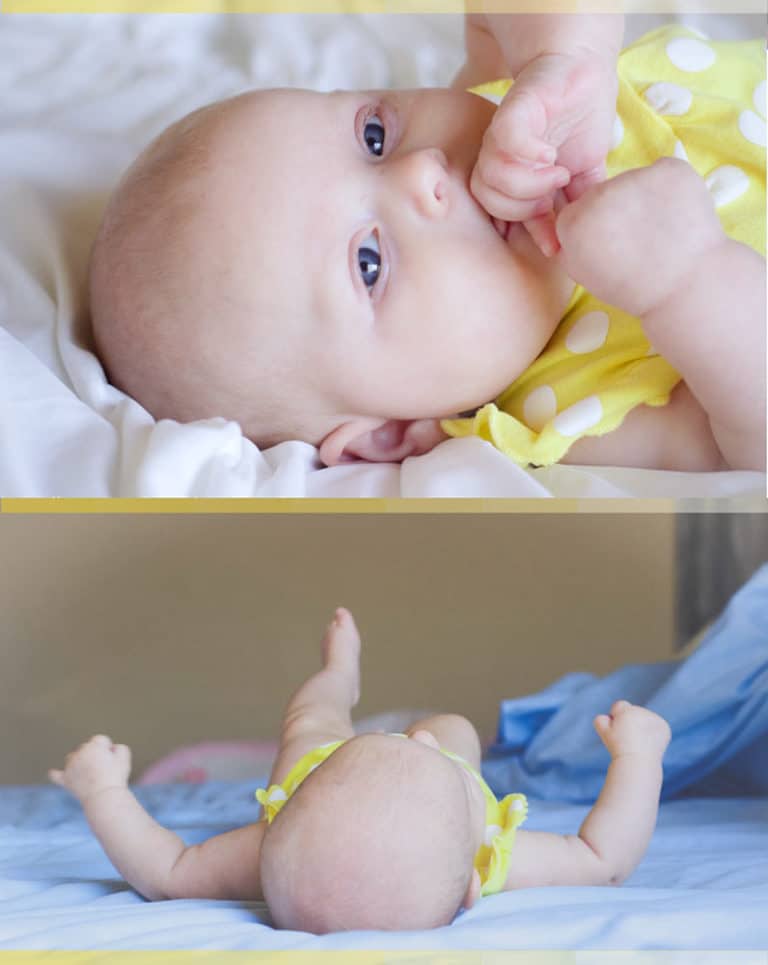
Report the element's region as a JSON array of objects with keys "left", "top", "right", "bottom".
[{"left": 183, "top": 86, "right": 573, "bottom": 442}]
